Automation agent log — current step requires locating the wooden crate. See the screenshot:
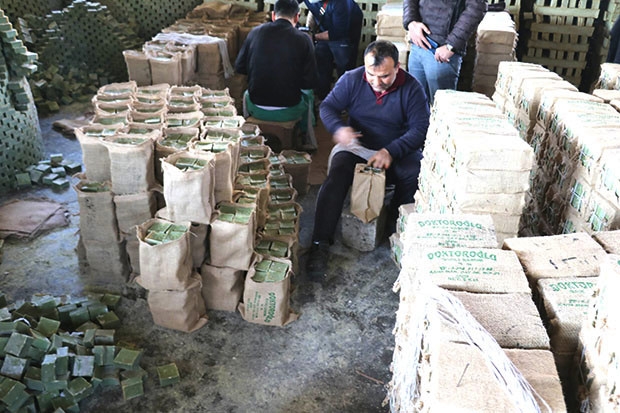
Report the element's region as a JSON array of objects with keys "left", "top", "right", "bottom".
[{"left": 533, "top": 0, "right": 602, "bottom": 26}]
